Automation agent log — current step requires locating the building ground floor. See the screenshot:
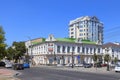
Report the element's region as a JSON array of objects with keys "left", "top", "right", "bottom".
[{"left": 31, "top": 54, "right": 103, "bottom": 65}]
